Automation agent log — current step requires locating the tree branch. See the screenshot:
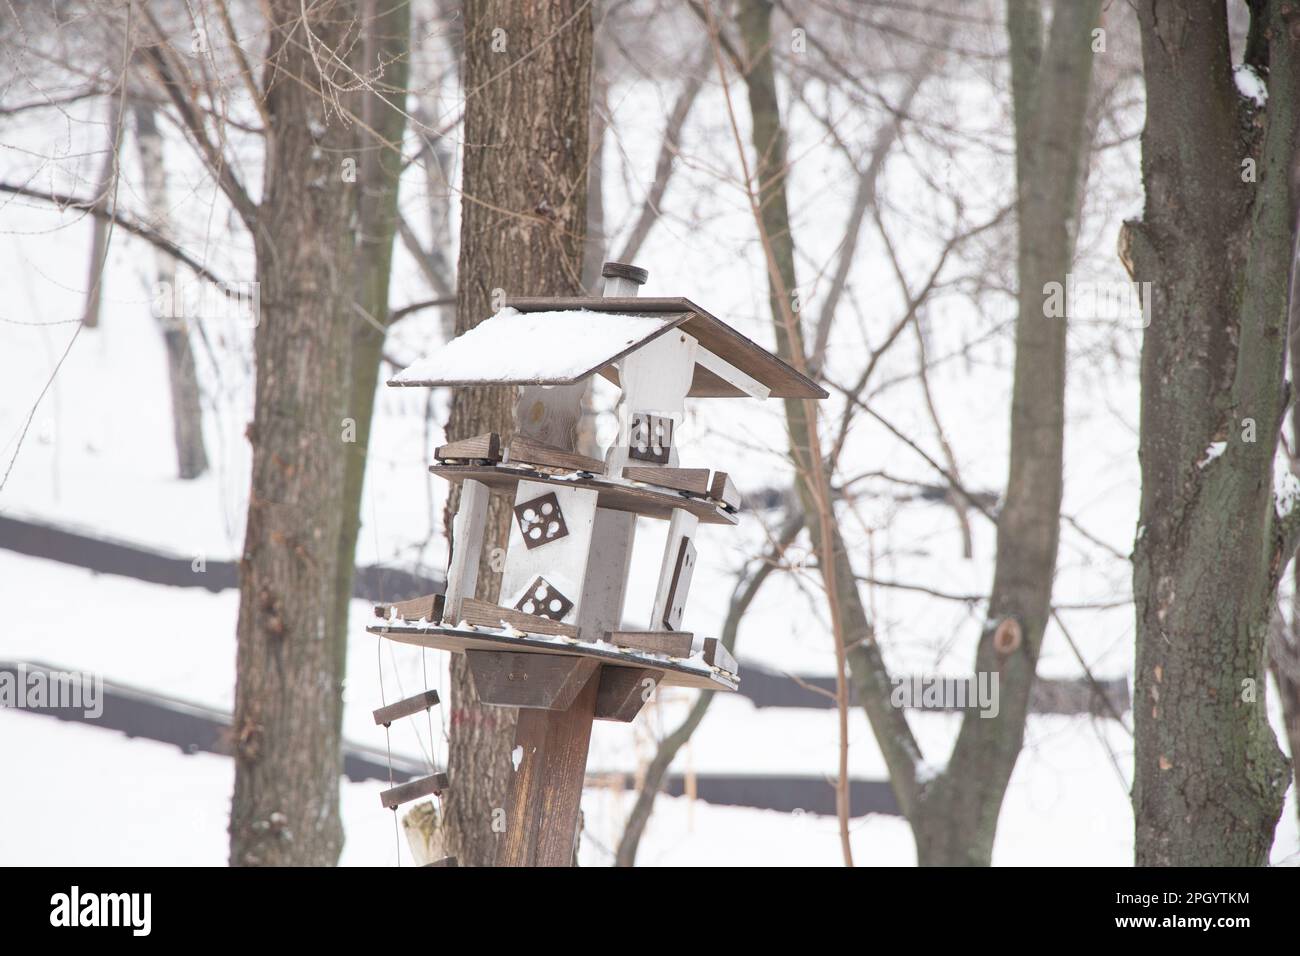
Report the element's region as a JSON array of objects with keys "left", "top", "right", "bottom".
[
  {"left": 139, "top": 9, "right": 259, "bottom": 232},
  {"left": 0, "top": 181, "right": 237, "bottom": 291},
  {"left": 613, "top": 506, "right": 804, "bottom": 866},
  {"left": 614, "top": 37, "right": 712, "bottom": 264}
]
